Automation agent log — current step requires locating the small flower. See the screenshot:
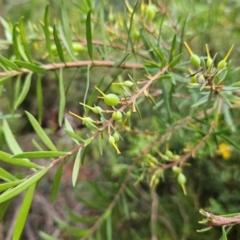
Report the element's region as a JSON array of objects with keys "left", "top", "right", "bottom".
[{"left": 216, "top": 143, "right": 232, "bottom": 160}]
